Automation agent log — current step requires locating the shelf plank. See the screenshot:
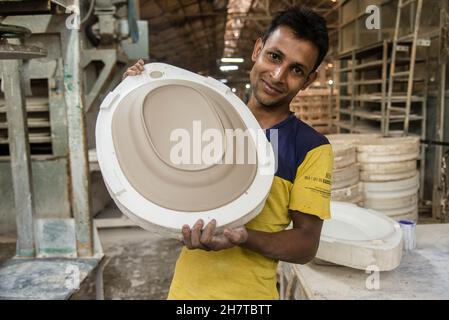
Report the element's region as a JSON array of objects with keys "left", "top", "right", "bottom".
[{"left": 339, "top": 94, "right": 425, "bottom": 103}]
